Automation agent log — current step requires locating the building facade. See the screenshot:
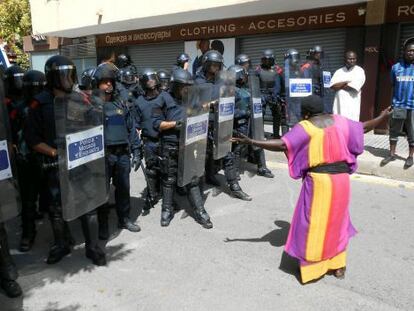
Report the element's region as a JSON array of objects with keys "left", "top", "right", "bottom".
[{"left": 26, "top": 0, "right": 414, "bottom": 127}]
